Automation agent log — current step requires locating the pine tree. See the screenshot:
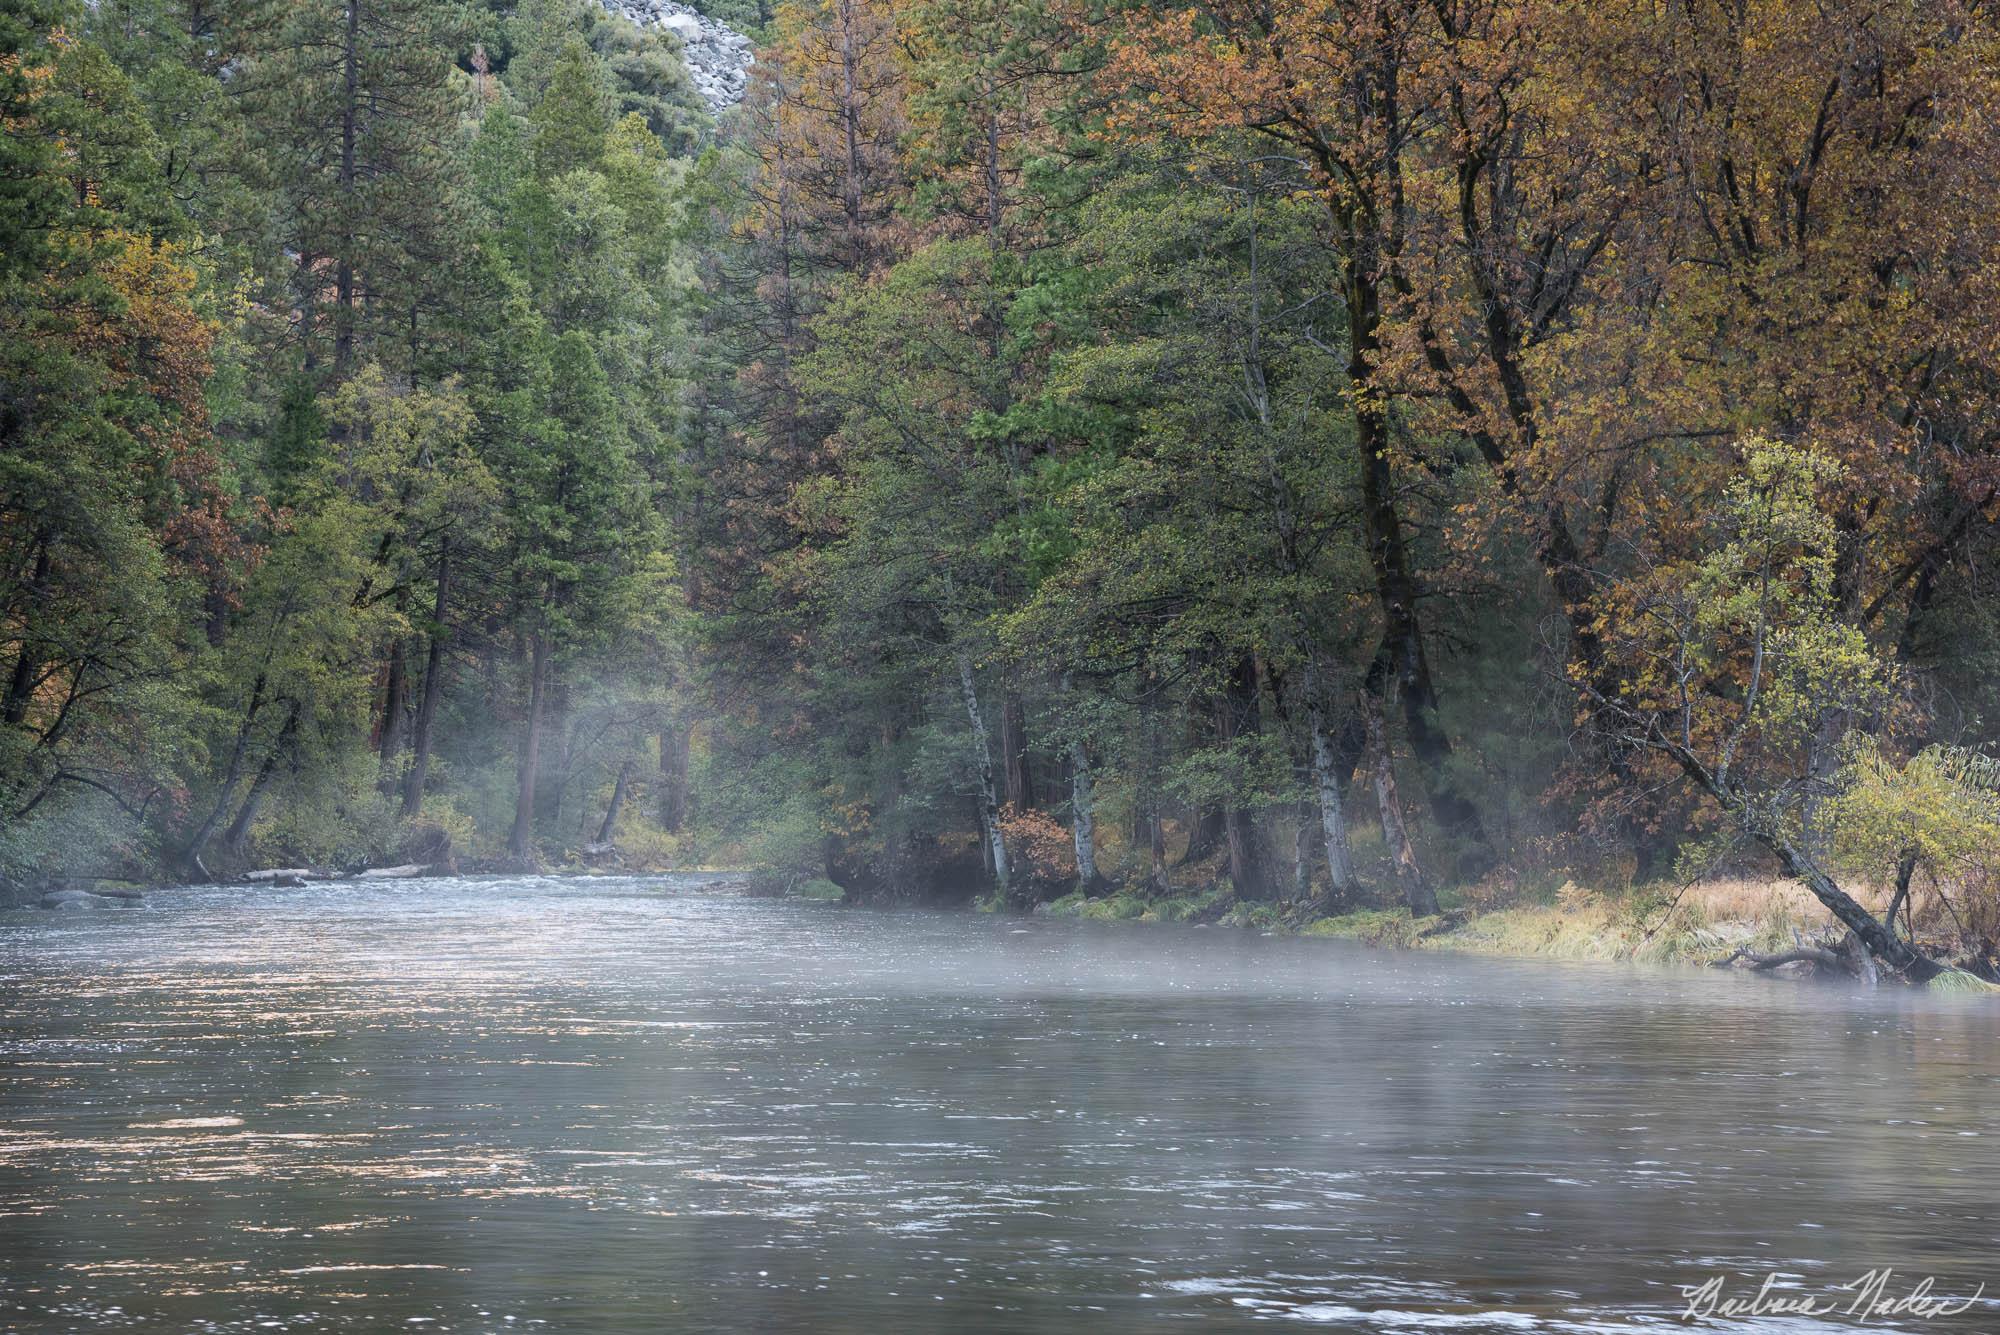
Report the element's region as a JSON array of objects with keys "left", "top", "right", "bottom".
[{"left": 236, "top": 0, "right": 467, "bottom": 379}]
